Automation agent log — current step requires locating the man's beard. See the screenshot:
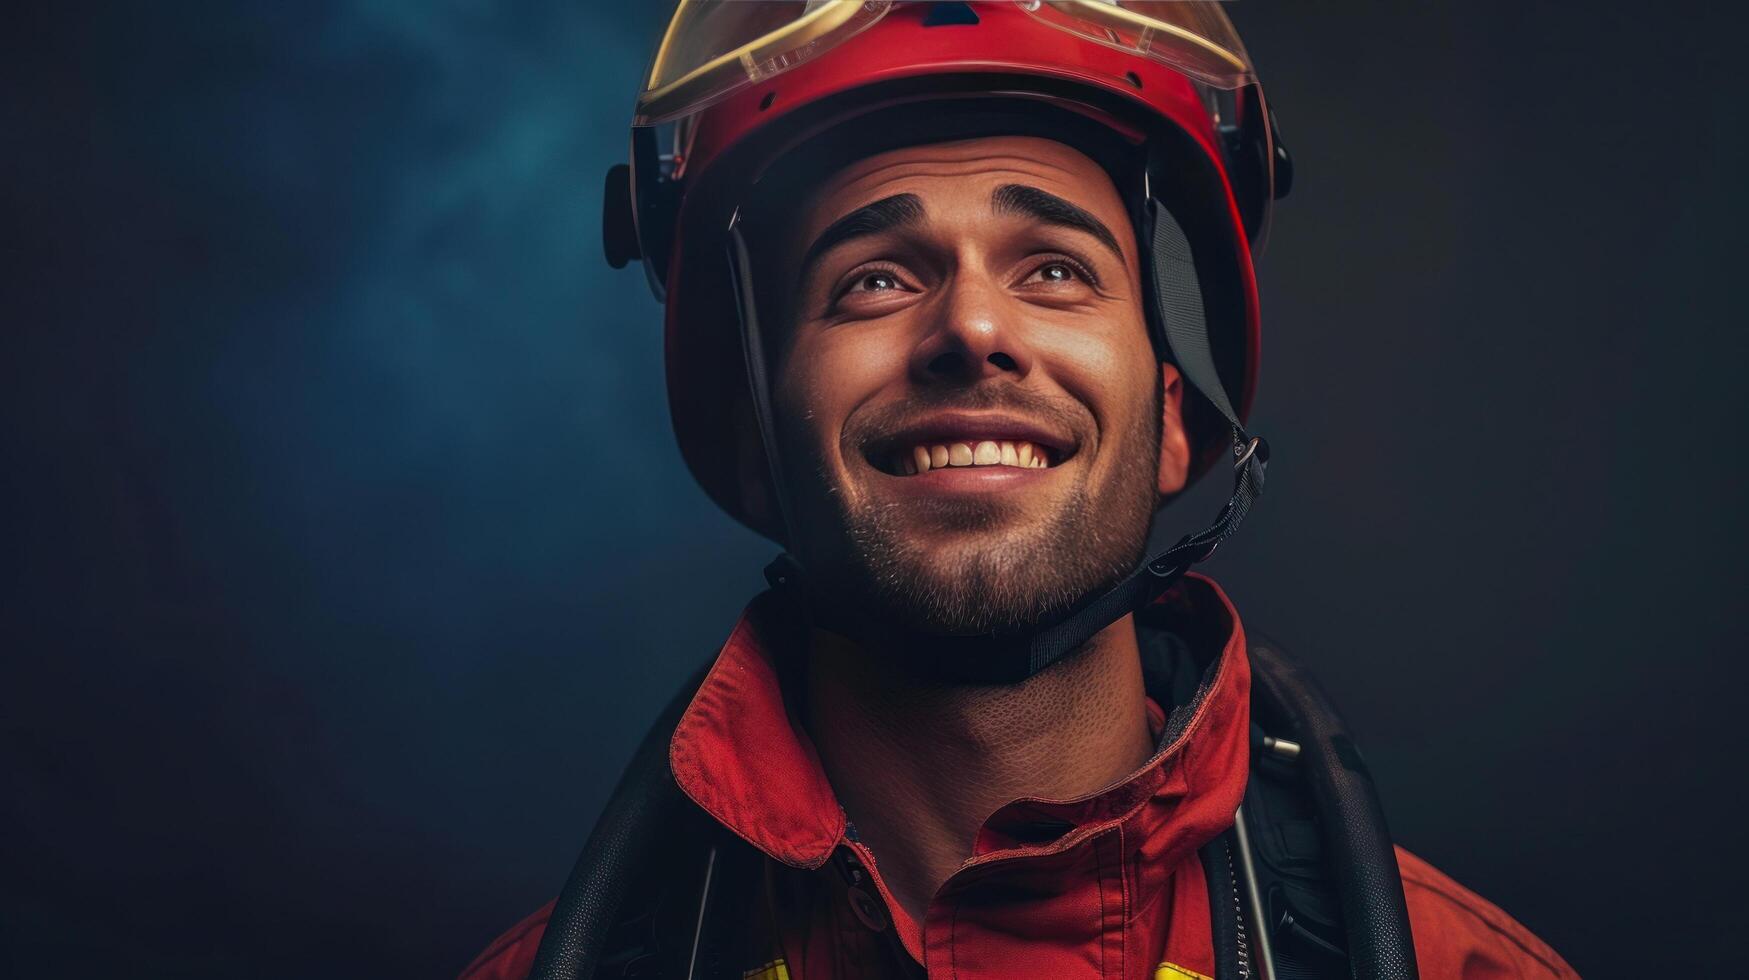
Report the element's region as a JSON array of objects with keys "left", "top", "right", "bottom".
[{"left": 789, "top": 382, "right": 1163, "bottom": 637}]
